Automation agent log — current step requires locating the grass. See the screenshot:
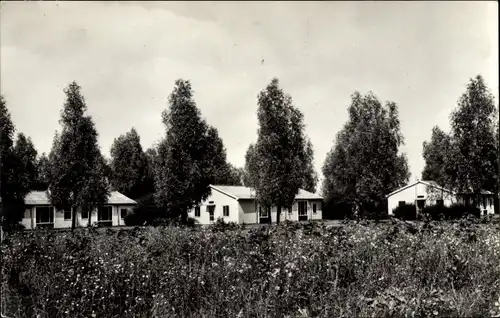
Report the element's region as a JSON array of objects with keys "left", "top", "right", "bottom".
[{"left": 1, "top": 219, "right": 500, "bottom": 317}]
